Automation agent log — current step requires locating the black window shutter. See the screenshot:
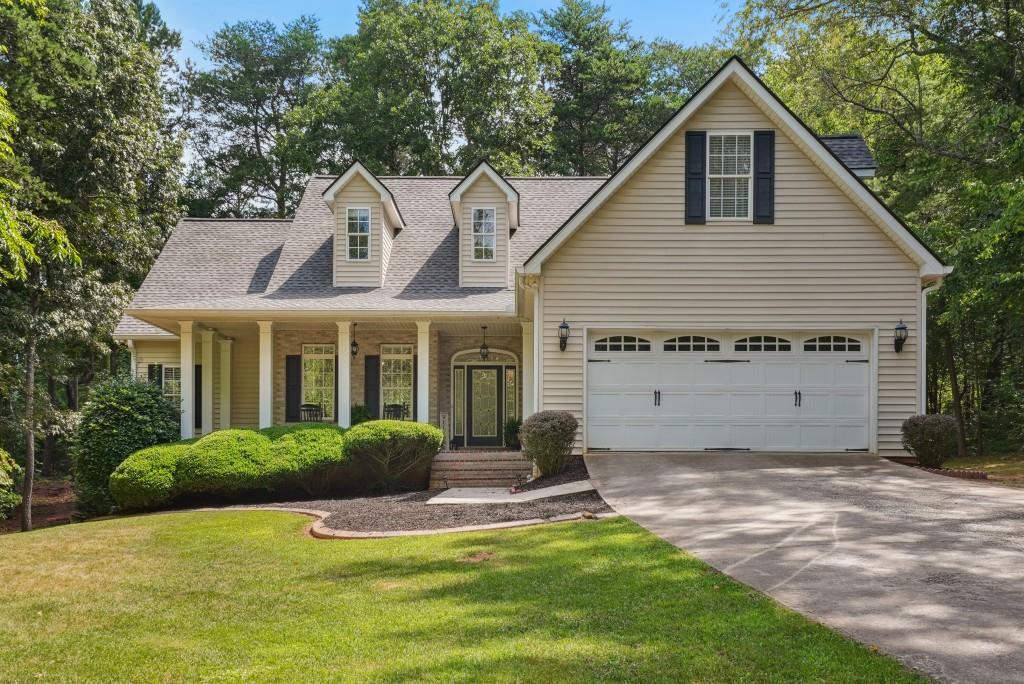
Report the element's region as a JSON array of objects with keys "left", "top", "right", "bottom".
[
  {"left": 753, "top": 130, "right": 775, "bottom": 224},
  {"left": 333, "top": 354, "right": 339, "bottom": 423},
  {"left": 148, "top": 364, "right": 163, "bottom": 388},
  {"left": 364, "top": 355, "right": 380, "bottom": 419},
  {"left": 285, "top": 355, "right": 301, "bottom": 422},
  {"left": 685, "top": 131, "right": 706, "bottom": 224},
  {"left": 412, "top": 355, "right": 418, "bottom": 420},
  {"left": 194, "top": 365, "right": 202, "bottom": 430}
]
